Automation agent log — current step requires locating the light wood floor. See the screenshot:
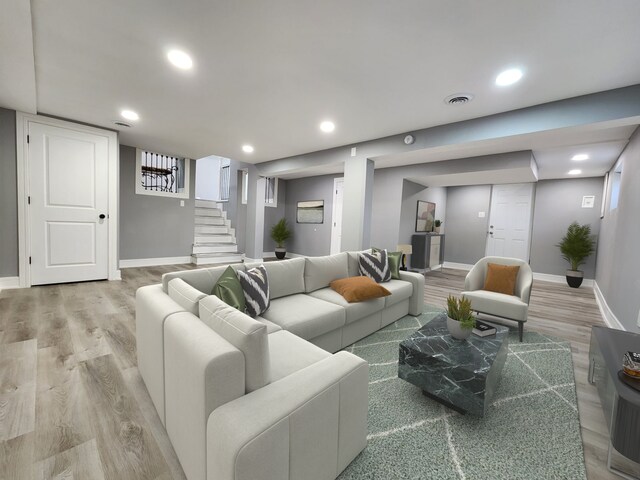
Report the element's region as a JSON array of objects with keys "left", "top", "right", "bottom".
[{"left": 0, "top": 265, "right": 635, "bottom": 479}]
